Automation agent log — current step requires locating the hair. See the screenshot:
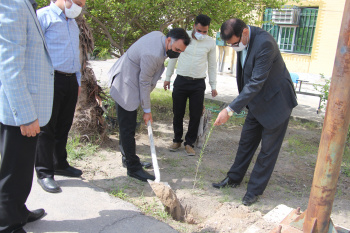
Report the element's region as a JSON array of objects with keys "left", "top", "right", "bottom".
[
  {"left": 220, "top": 18, "right": 247, "bottom": 41},
  {"left": 166, "top": 28, "right": 191, "bottom": 46},
  {"left": 195, "top": 14, "right": 211, "bottom": 27}
]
